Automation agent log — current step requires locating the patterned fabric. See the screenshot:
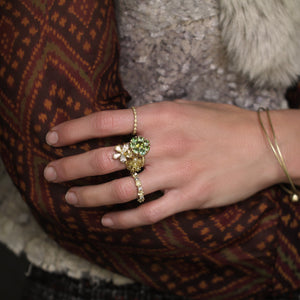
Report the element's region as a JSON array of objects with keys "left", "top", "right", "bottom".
[
  {"left": 21, "top": 265, "right": 300, "bottom": 300},
  {"left": 0, "top": 1, "right": 300, "bottom": 300}
]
